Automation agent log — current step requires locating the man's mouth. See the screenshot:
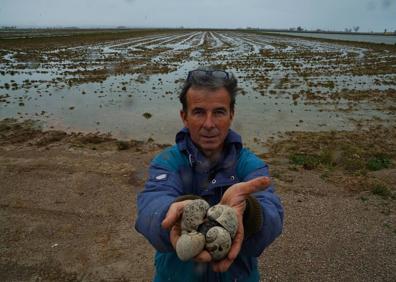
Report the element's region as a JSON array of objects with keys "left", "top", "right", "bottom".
[{"left": 201, "top": 135, "right": 218, "bottom": 139}]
